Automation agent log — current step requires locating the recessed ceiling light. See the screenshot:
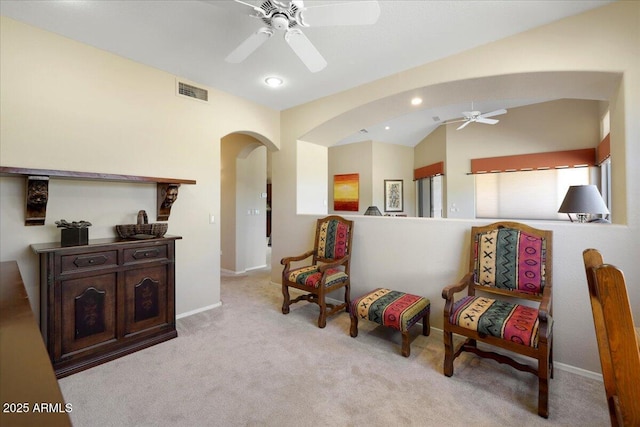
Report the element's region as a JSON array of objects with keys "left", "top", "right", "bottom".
[
  {"left": 411, "top": 97, "right": 422, "bottom": 106},
  {"left": 385, "top": 126, "right": 390, "bottom": 130},
  {"left": 264, "top": 76, "right": 283, "bottom": 87}
]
